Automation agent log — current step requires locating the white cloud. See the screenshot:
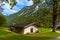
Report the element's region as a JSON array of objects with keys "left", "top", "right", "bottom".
[
  {"left": 16, "top": 0, "right": 24, "bottom": 5},
  {"left": 2, "top": 0, "right": 33, "bottom": 15},
  {"left": 26, "top": 0, "right": 33, "bottom": 6},
  {"left": 16, "top": 0, "right": 33, "bottom": 6},
  {"left": 2, "top": 2, "right": 11, "bottom": 9},
  {"left": 2, "top": 9, "right": 17, "bottom": 15},
  {"left": 2, "top": 2, "right": 17, "bottom": 15}
]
